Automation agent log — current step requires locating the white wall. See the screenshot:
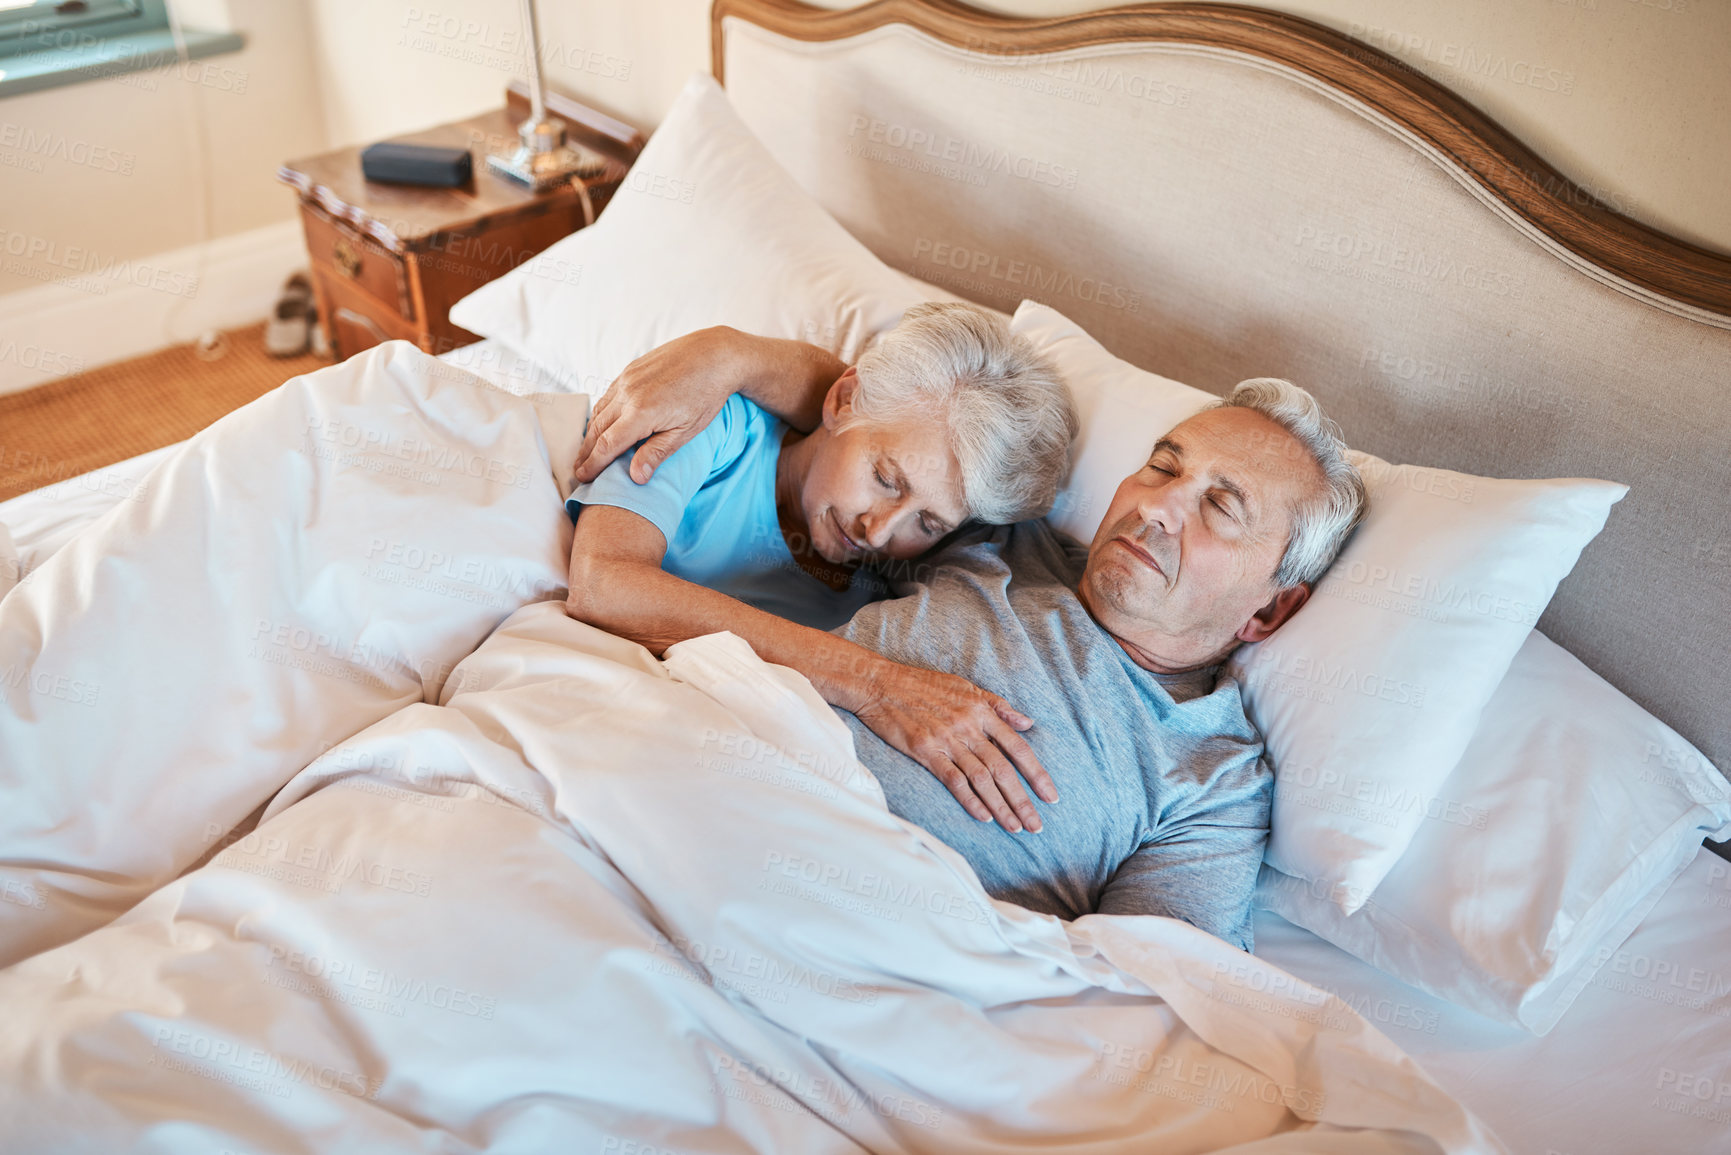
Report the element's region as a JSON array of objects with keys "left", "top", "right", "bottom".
[
  {"left": 304, "top": 0, "right": 1727, "bottom": 256},
  {"left": 0, "top": 0, "right": 331, "bottom": 390},
  {"left": 0, "top": 0, "right": 330, "bottom": 299}
]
